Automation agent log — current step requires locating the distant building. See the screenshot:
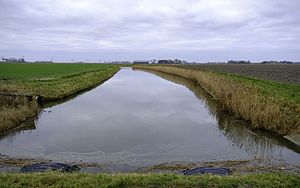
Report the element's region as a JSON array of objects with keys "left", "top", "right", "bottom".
[
  {"left": 1, "top": 57, "right": 25, "bottom": 63},
  {"left": 157, "top": 59, "right": 176, "bottom": 64},
  {"left": 157, "top": 60, "right": 171, "bottom": 64},
  {"left": 261, "top": 61, "right": 277, "bottom": 64},
  {"left": 34, "top": 61, "right": 53, "bottom": 63},
  {"left": 207, "top": 62, "right": 226, "bottom": 64},
  {"left": 261, "top": 61, "right": 293, "bottom": 64},
  {"left": 149, "top": 59, "right": 158, "bottom": 64},
  {"left": 133, "top": 60, "right": 149, "bottom": 64},
  {"left": 173, "top": 59, "right": 183, "bottom": 64},
  {"left": 157, "top": 59, "right": 185, "bottom": 64}
]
